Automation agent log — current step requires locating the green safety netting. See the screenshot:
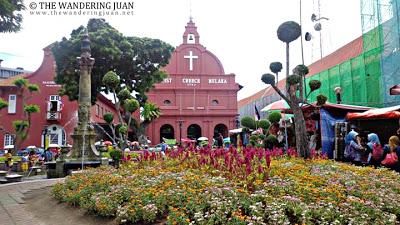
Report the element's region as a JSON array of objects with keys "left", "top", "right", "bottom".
[{"left": 301, "top": 0, "right": 400, "bottom": 108}]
